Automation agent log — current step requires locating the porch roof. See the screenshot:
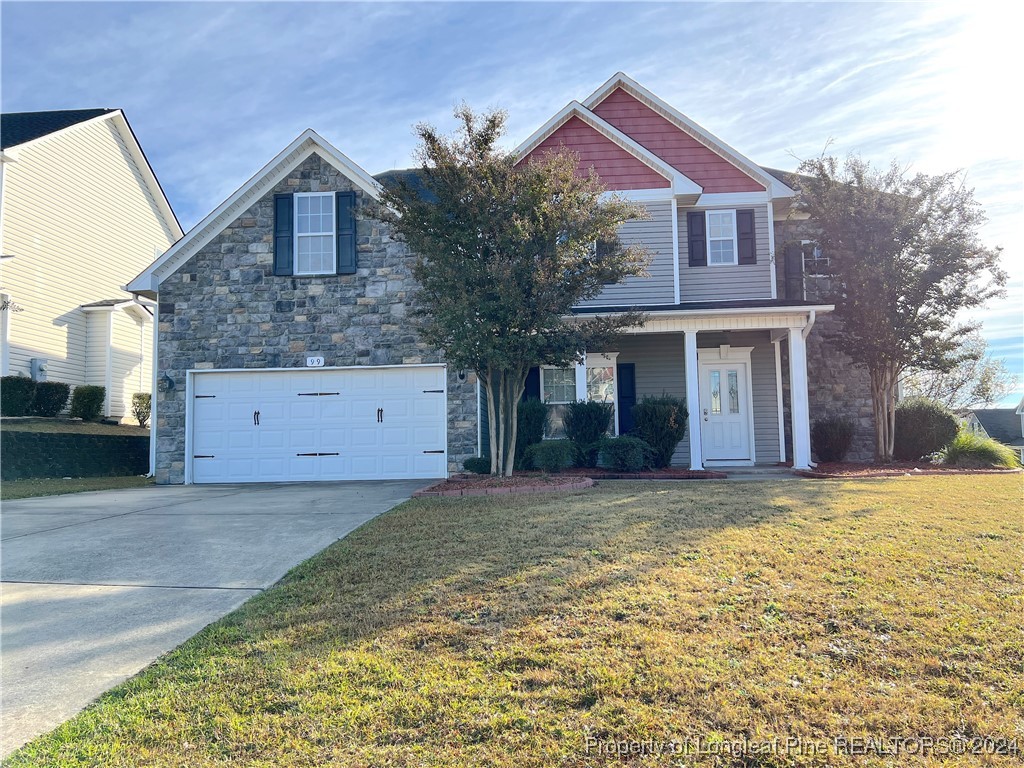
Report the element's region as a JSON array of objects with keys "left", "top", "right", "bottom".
[{"left": 572, "top": 299, "right": 833, "bottom": 315}]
